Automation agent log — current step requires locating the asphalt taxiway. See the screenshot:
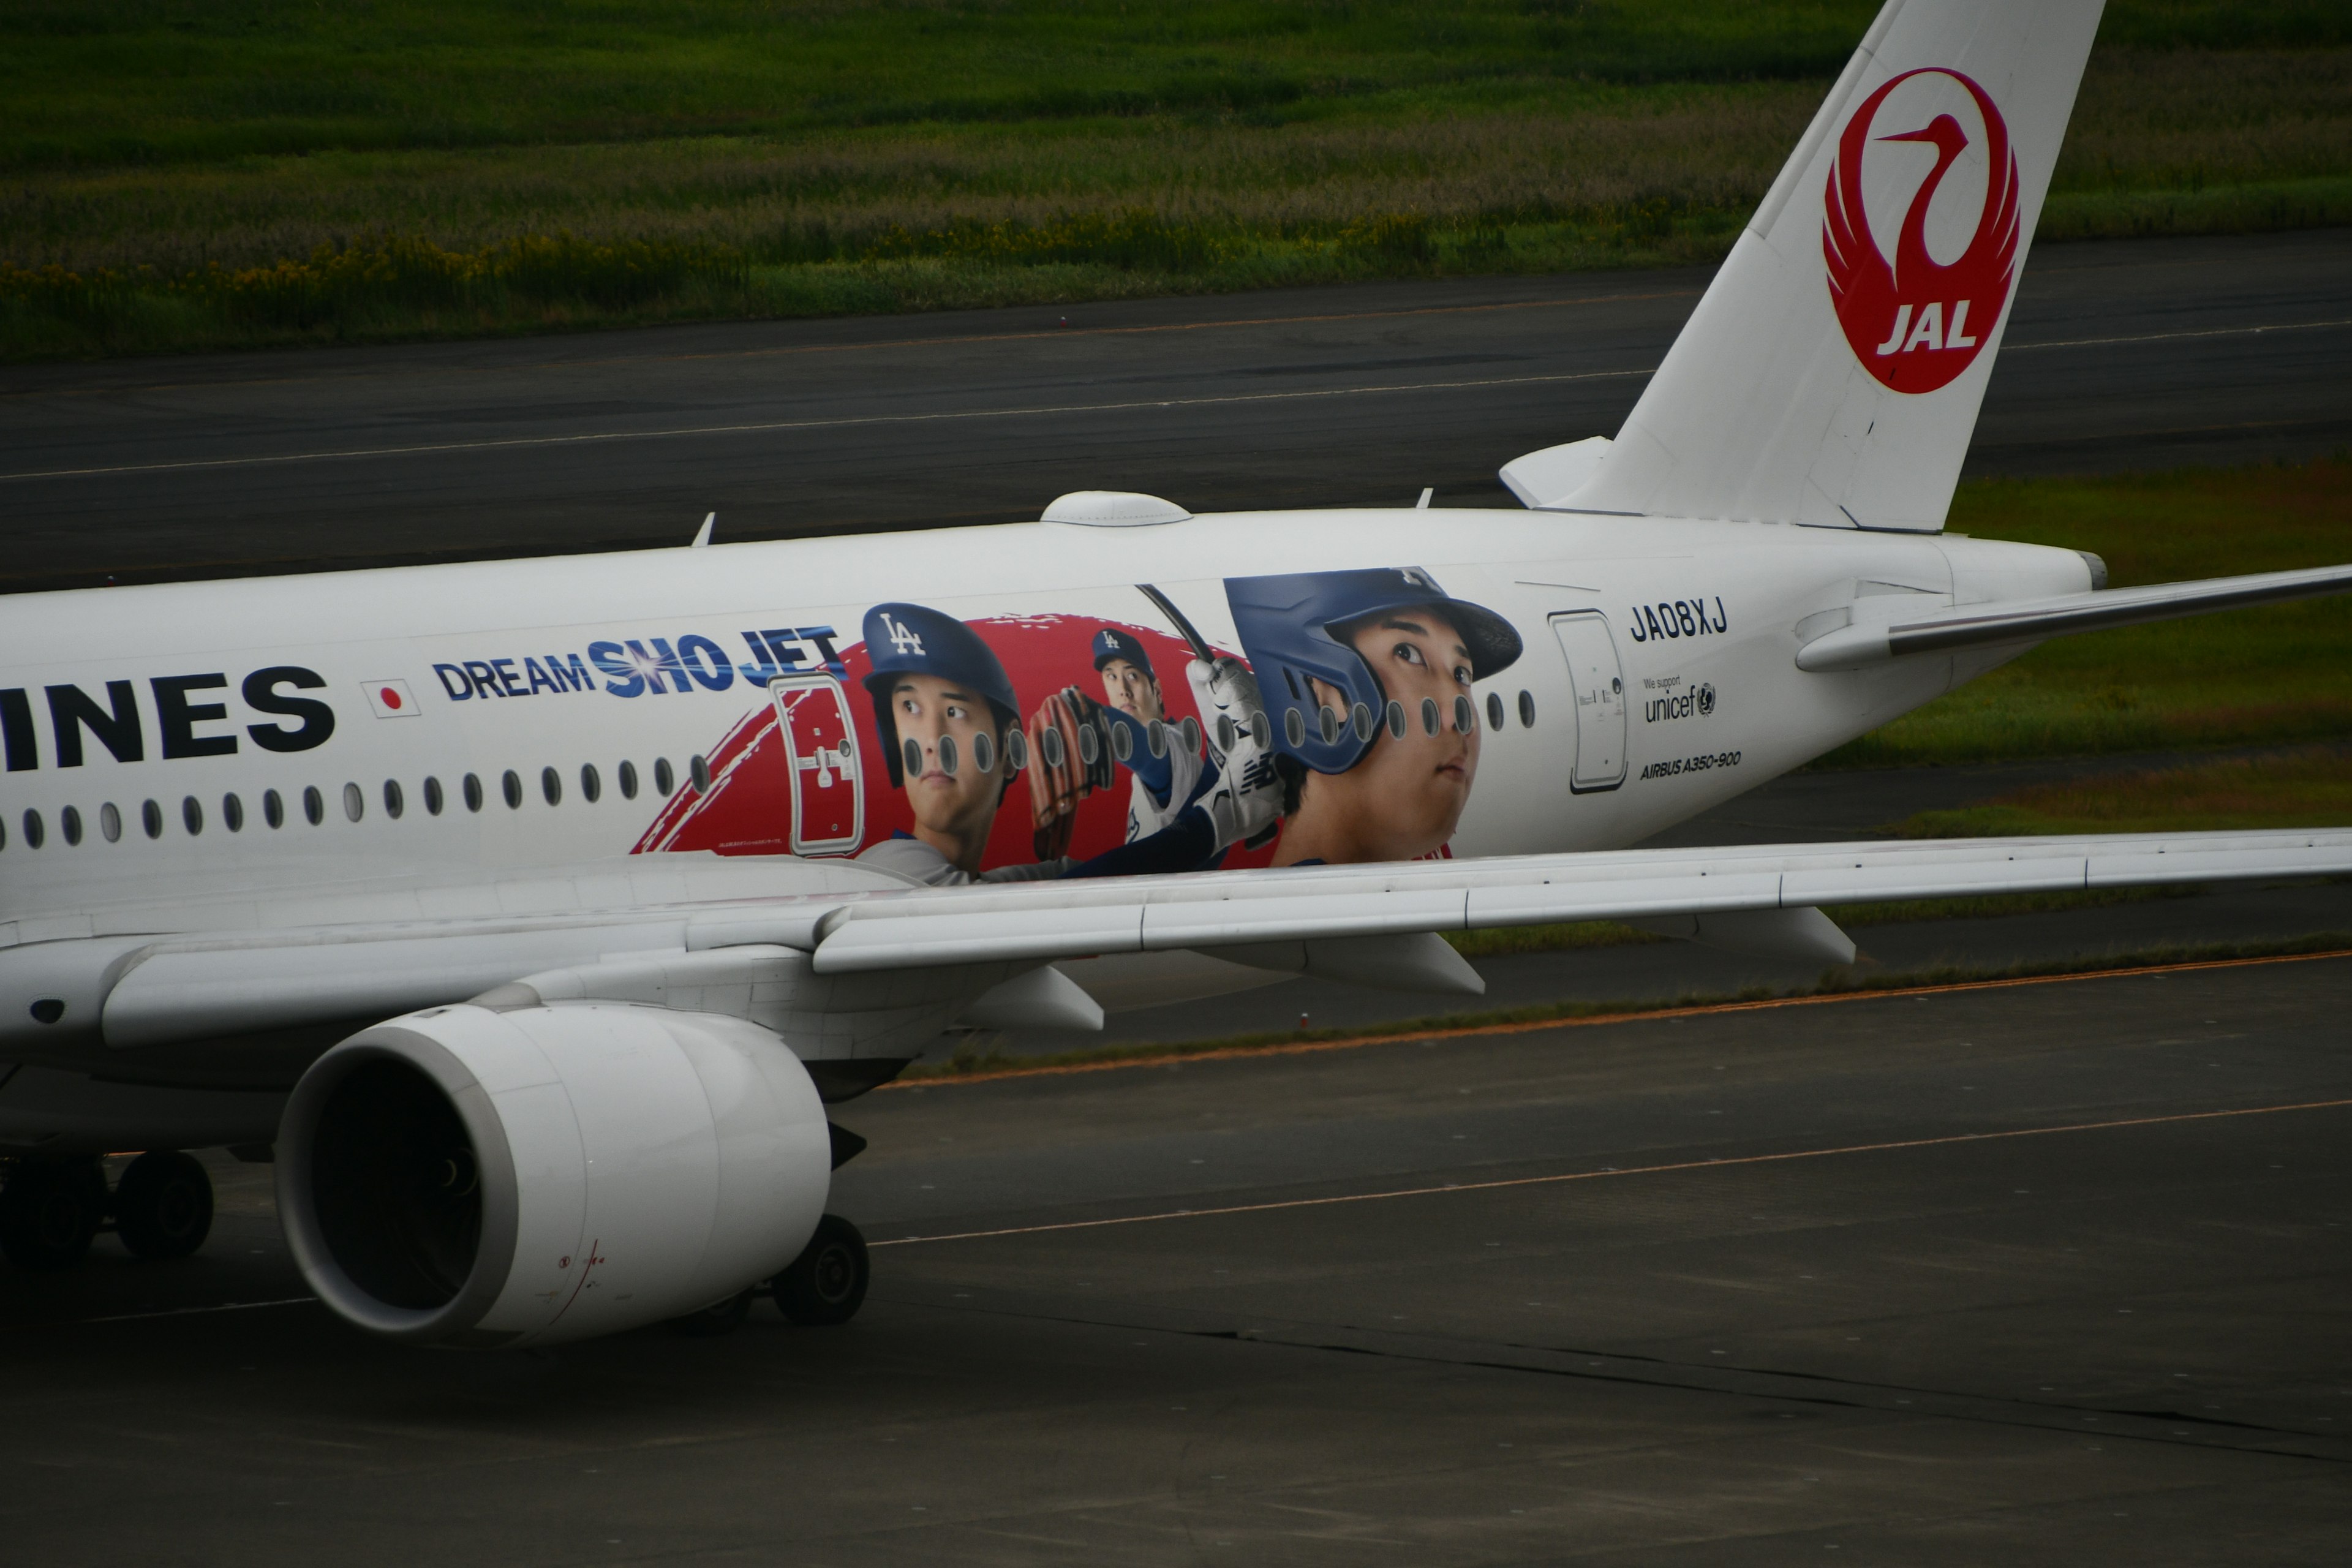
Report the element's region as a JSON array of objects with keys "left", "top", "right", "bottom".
[
  {"left": 2, "top": 227, "right": 2346, "bottom": 590},
  {"left": 4, "top": 953, "right": 2347, "bottom": 1563}
]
